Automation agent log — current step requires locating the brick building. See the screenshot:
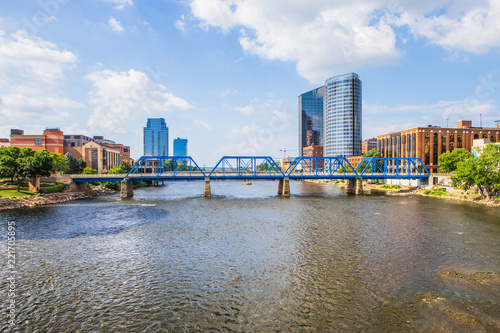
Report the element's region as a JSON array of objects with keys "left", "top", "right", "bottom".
[
  {"left": 377, "top": 120, "right": 500, "bottom": 173},
  {"left": 362, "top": 138, "right": 377, "bottom": 154},
  {"left": 10, "top": 128, "right": 64, "bottom": 154}
]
